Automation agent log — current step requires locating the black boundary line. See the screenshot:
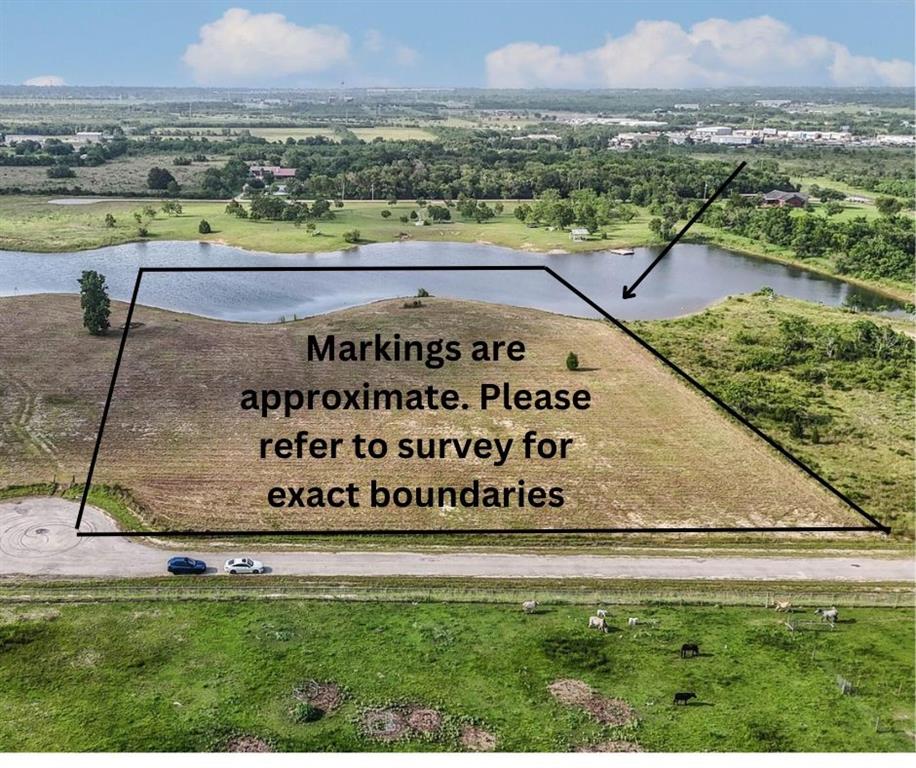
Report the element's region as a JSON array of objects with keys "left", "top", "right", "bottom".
[
  {"left": 74, "top": 269, "right": 144, "bottom": 529},
  {"left": 75, "top": 264, "right": 888, "bottom": 537},
  {"left": 623, "top": 161, "right": 746, "bottom": 298}
]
